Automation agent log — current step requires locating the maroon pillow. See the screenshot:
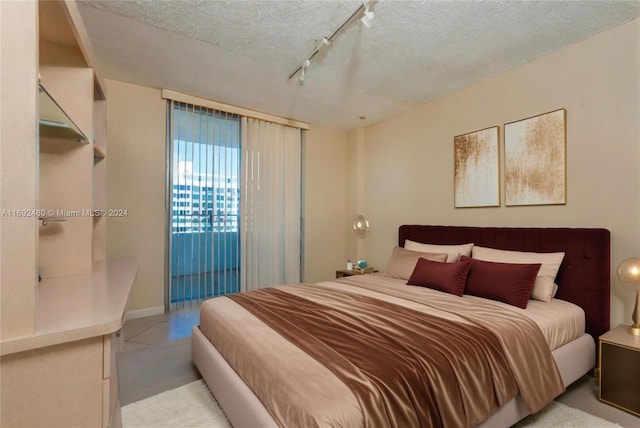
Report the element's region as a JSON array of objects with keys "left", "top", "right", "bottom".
[
  {"left": 407, "top": 257, "right": 471, "bottom": 297},
  {"left": 462, "top": 256, "right": 541, "bottom": 309}
]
